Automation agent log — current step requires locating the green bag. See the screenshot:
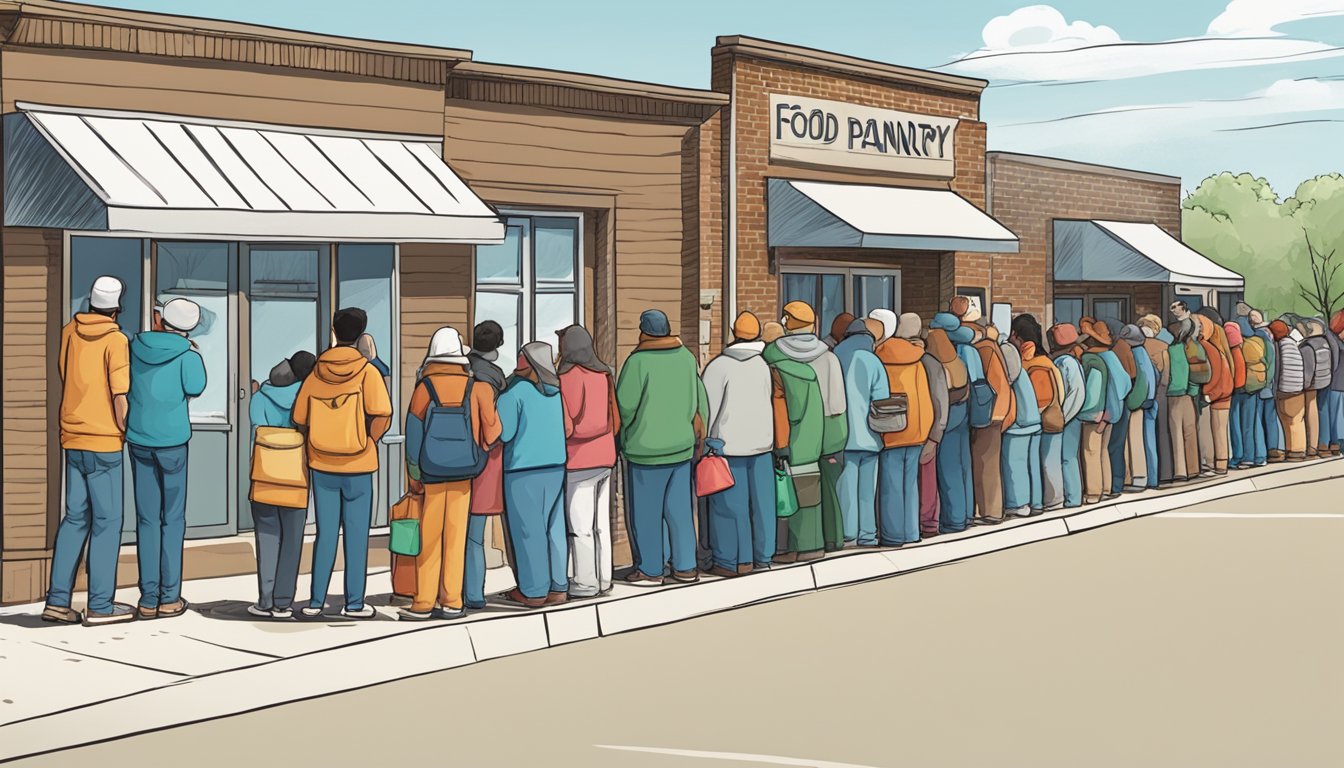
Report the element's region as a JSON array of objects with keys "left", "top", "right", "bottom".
[
  {"left": 775, "top": 467, "right": 799, "bottom": 518},
  {"left": 389, "top": 518, "right": 421, "bottom": 557}
]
